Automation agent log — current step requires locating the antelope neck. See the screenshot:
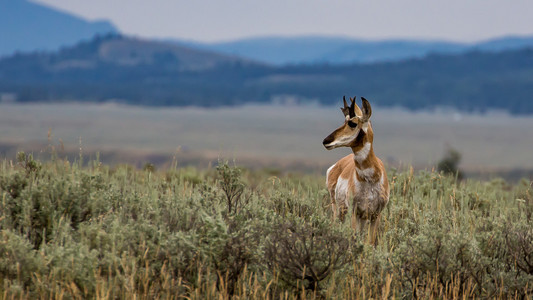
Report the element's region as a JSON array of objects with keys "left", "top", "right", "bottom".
[
  {"left": 352, "top": 142, "right": 375, "bottom": 168},
  {"left": 351, "top": 142, "right": 381, "bottom": 183}
]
